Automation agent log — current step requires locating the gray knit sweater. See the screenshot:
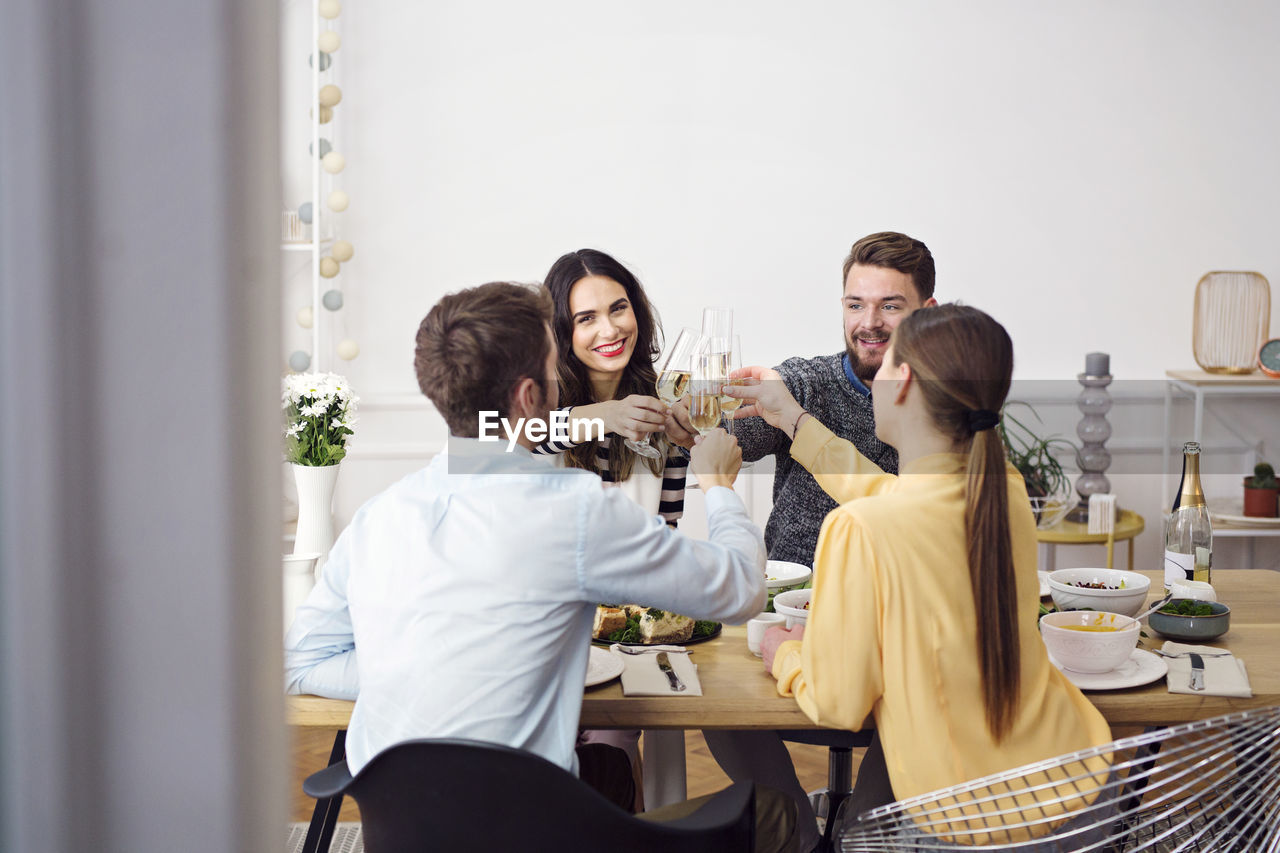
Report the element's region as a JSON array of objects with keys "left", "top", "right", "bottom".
[{"left": 734, "top": 353, "right": 899, "bottom": 566}]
